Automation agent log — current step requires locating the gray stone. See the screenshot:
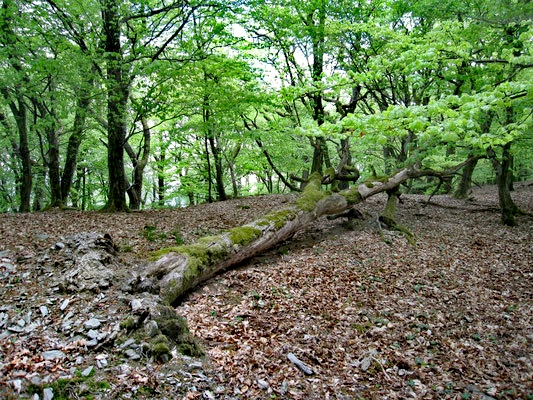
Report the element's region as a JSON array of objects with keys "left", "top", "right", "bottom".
[
  {"left": 86, "top": 329, "right": 99, "bottom": 340},
  {"left": 144, "top": 320, "right": 159, "bottom": 337},
  {"left": 120, "top": 338, "right": 135, "bottom": 349},
  {"left": 43, "top": 387, "right": 54, "bottom": 400},
  {"left": 7, "top": 325, "right": 24, "bottom": 333},
  {"left": 125, "top": 349, "right": 141, "bottom": 360},
  {"left": 131, "top": 299, "right": 143, "bottom": 312},
  {"left": 96, "top": 358, "right": 108, "bottom": 368},
  {"left": 30, "top": 375, "right": 42, "bottom": 385},
  {"left": 42, "top": 350, "right": 66, "bottom": 361},
  {"left": 84, "top": 318, "right": 101, "bottom": 329},
  {"left": 40, "top": 306, "right": 49, "bottom": 316},
  {"left": 81, "top": 366, "right": 94, "bottom": 377},
  {"left": 257, "top": 379, "right": 270, "bottom": 390},
  {"left": 60, "top": 299, "right": 70, "bottom": 311},
  {"left": 189, "top": 361, "right": 203, "bottom": 370},
  {"left": 86, "top": 339, "right": 98, "bottom": 347}
]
